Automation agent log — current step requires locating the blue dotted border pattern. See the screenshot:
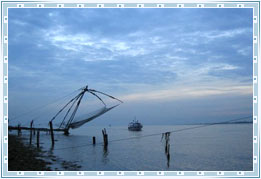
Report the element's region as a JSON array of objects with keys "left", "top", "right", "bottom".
[{"left": 1, "top": 1, "right": 259, "bottom": 177}]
